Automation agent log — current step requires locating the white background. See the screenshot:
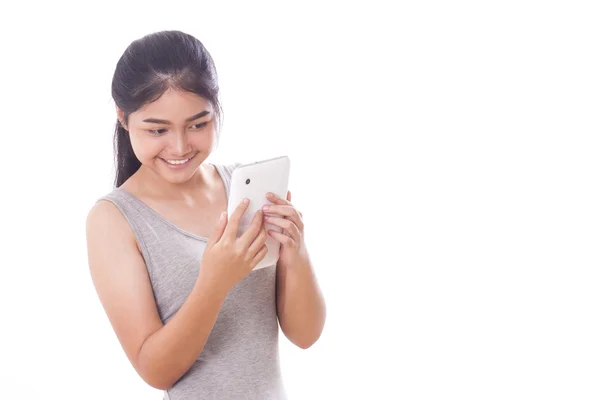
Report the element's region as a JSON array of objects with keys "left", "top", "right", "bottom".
[{"left": 1, "top": 1, "right": 599, "bottom": 399}]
